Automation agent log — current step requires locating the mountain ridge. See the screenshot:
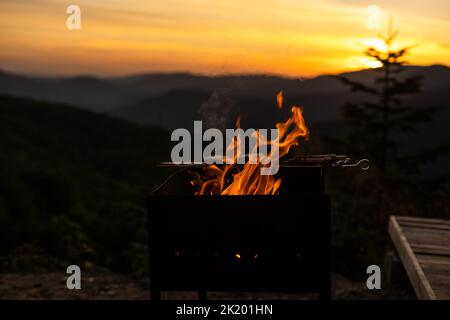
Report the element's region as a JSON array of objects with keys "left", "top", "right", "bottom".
[{"left": 1, "top": 65, "right": 448, "bottom": 114}]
